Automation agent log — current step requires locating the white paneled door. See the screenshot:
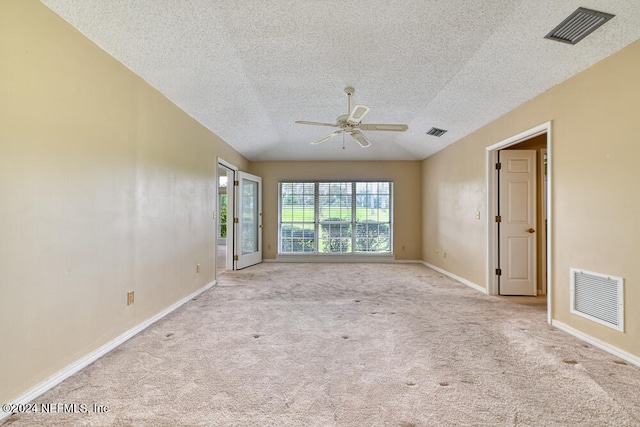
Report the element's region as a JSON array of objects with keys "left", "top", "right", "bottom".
[
  {"left": 498, "top": 150, "right": 537, "bottom": 296},
  {"left": 234, "top": 171, "right": 262, "bottom": 269}
]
